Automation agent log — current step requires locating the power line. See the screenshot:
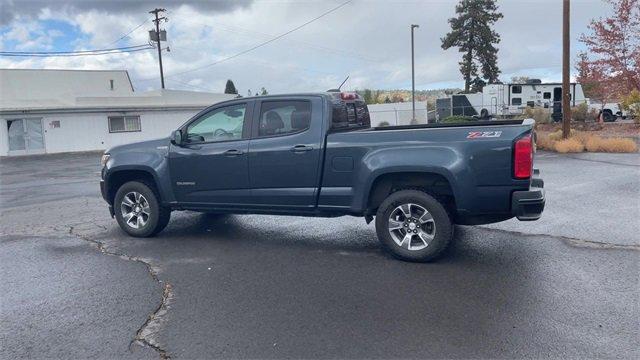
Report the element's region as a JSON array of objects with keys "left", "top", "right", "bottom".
[
  {"left": 0, "top": 44, "right": 151, "bottom": 55},
  {"left": 0, "top": 45, "right": 153, "bottom": 57},
  {"left": 109, "top": 18, "right": 151, "bottom": 46},
  {"left": 145, "top": 0, "right": 352, "bottom": 80},
  {"left": 169, "top": 17, "right": 383, "bottom": 63}
]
